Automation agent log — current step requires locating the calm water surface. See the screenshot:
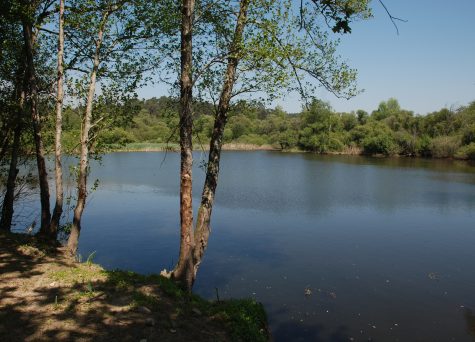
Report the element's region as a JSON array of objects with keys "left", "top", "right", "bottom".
[{"left": 64, "top": 152, "right": 475, "bottom": 341}]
